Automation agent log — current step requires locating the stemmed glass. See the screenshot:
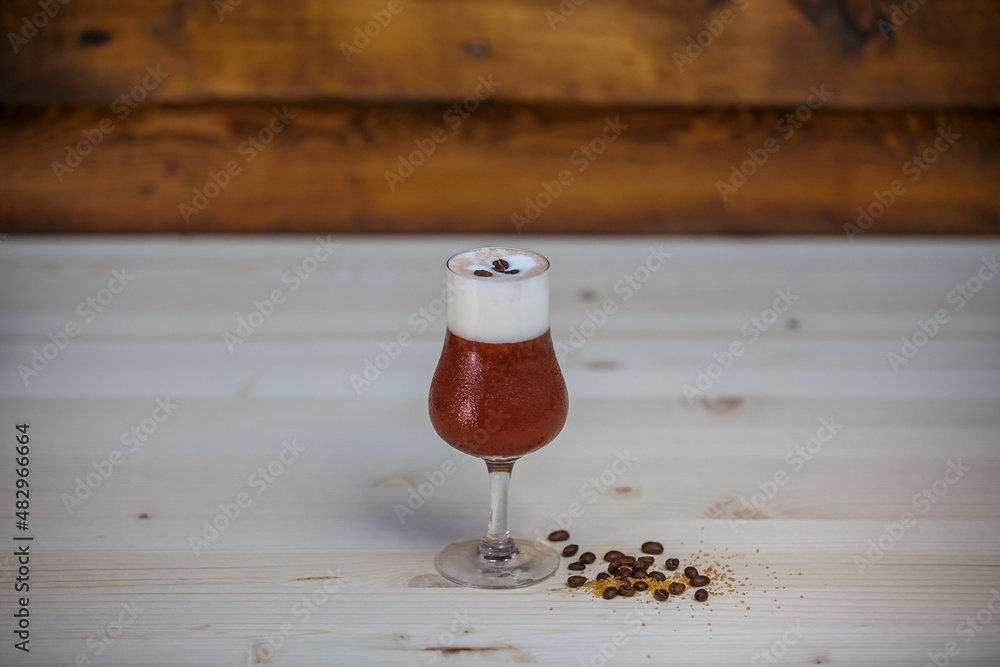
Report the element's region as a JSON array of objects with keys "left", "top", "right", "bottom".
[{"left": 428, "top": 247, "right": 569, "bottom": 588}]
